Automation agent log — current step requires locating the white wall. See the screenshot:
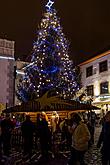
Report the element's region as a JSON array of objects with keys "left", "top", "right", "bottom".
[{"left": 80, "top": 52, "right": 110, "bottom": 97}]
